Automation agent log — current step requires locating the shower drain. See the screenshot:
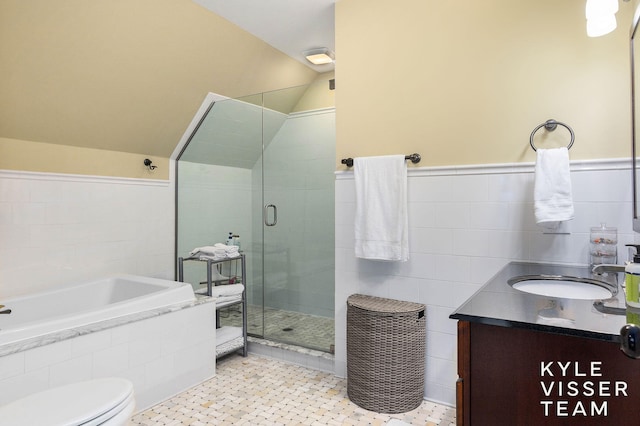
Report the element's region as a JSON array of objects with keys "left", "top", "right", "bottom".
[{"left": 282, "top": 327, "right": 294, "bottom": 332}]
